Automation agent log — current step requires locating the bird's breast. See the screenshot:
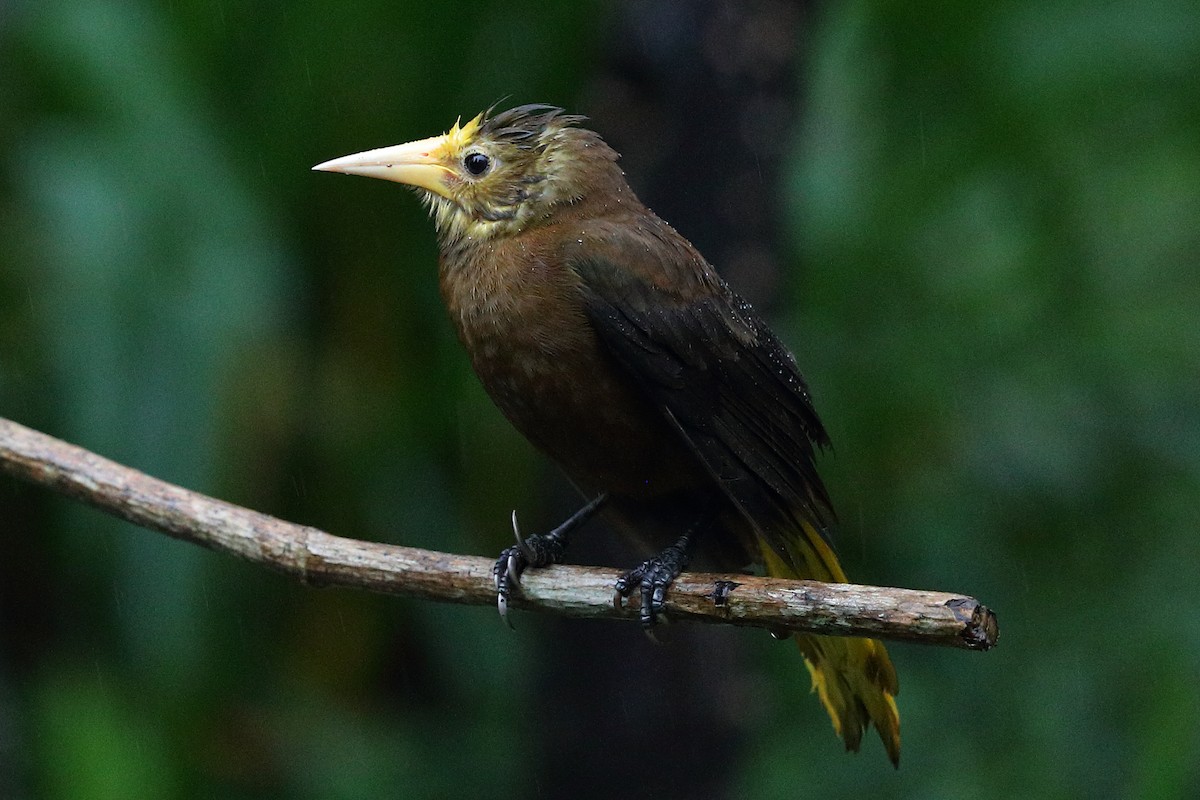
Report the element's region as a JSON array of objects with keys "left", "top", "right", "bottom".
[{"left": 438, "top": 237, "right": 701, "bottom": 497}]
